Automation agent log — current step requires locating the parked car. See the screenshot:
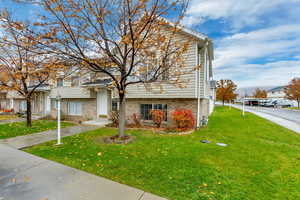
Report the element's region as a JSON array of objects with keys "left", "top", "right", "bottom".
[{"left": 263, "top": 100, "right": 292, "bottom": 108}]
